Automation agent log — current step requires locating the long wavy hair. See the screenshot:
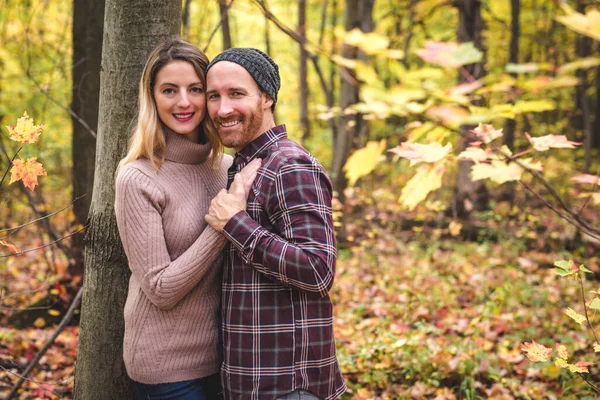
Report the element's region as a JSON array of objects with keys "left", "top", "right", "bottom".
[{"left": 118, "top": 38, "right": 221, "bottom": 173}]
